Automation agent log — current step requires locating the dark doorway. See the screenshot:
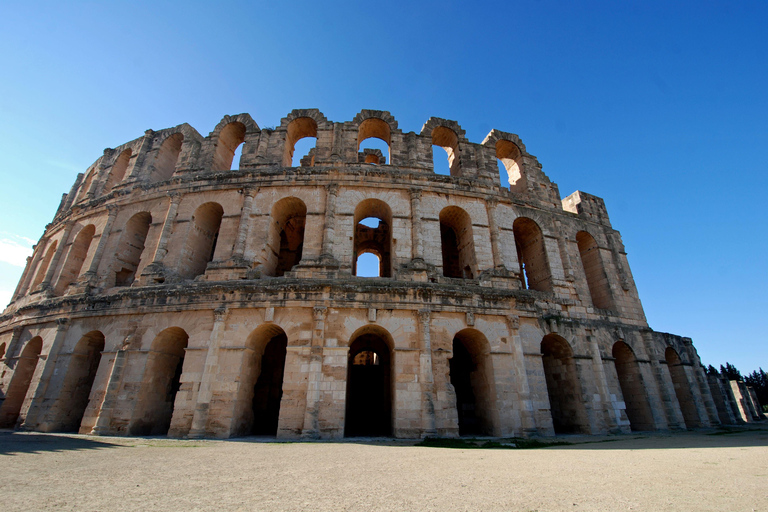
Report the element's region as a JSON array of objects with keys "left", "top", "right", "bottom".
[
  {"left": 345, "top": 333, "right": 392, "bottom": 437},
  {"left": 450, "top": 338, "right": 481, "bottom": 435},
  {"left": 251, "top": 332, "right": 288, "bottom": 435}
]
